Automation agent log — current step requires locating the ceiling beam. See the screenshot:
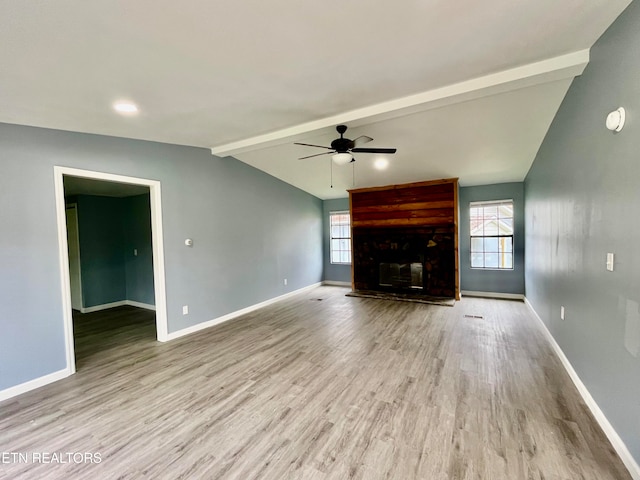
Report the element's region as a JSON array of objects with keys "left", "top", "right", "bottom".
[{"left": 211, "top": 49, "right": 589, "bottom": 157}]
